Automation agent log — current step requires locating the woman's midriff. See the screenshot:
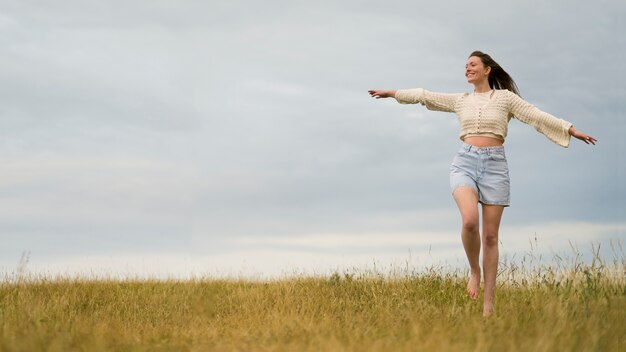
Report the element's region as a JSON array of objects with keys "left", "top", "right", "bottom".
[{"left": 463, "top": 135, "right": 504, "bottom": 147}]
